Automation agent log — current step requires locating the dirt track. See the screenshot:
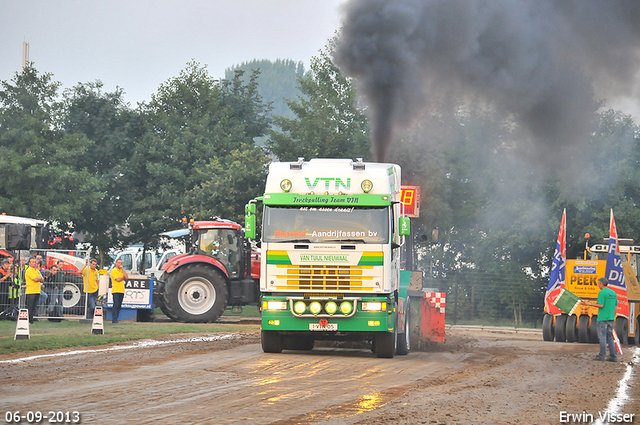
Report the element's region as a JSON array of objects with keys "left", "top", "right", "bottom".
[{"left": 0, "top": 327, "right": 638, "bottom": 425}]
